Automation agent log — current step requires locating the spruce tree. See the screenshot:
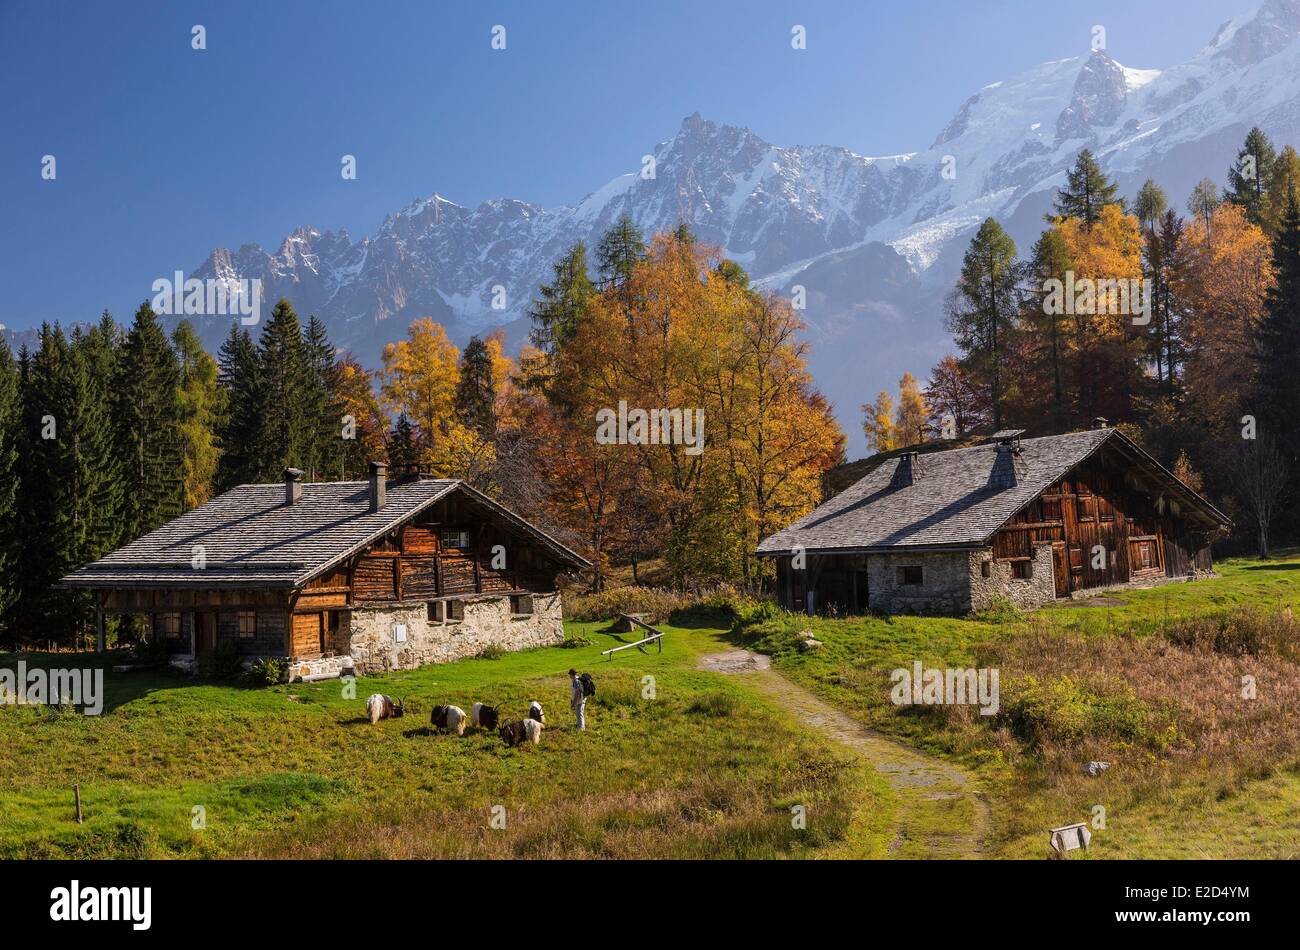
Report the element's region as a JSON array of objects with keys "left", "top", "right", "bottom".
[
  {"left": 455, "top": 335, "right": 496, "bottom": 438},
  {"left": 1226, "top": 127, "right": 1277, "bottom": 226},
  {"left": 0, "top": 338, "right": 20, "bottom": 644},
  {"left": 387, "top": 413, "right": 419, "bottom": 468},
  {"left": 215, "top": 324, "right": 265, "bottom": 490},
  {"left": 1255, "top": 194, "right": 1300, "bottom": 503},
  {"left": 946, "top": 218, "right": 1021, "bottom": 430},
  {"left": 256, "top": 298, "right": 310, "bottom": 477},
  {"left": 301, "top": 315, "right": 342, "bottom": 480},
  {"left": 20, "top": 326, "right": 82, "bottom": 644},
  {"left": 113, "top": 301, "right": 184, "bottom": 542},
  {"left": 1053, "top": 149, "right": 1121, "bottom": 226},
  {"left": 80, "top": 312, "right": 125, "bottom": 557}
]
